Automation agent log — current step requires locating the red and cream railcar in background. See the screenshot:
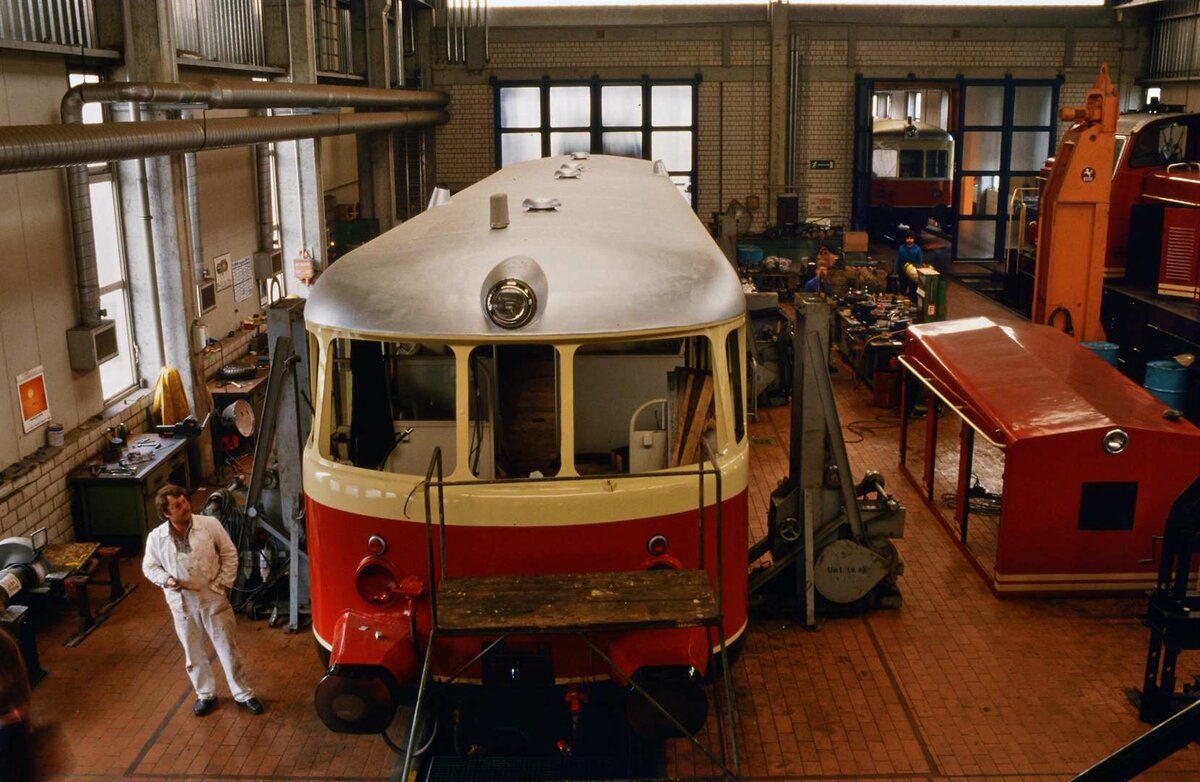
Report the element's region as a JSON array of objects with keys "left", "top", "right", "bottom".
[
  {"left": 301, "top": 155, "right": 749, "bottom": 752},
  {"left": 871, "top": 117, "right": 955, "bottom": 216}
]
